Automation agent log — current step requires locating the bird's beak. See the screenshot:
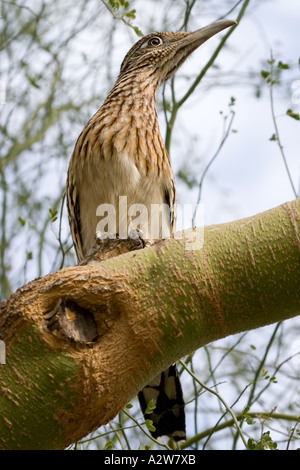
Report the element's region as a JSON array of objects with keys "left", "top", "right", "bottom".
[
  {"left": 186, "top": 19, "right": 237, "bottom": 48},
  {"left": 160, "top": 19, "right": 237, "bottom": 83}
]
